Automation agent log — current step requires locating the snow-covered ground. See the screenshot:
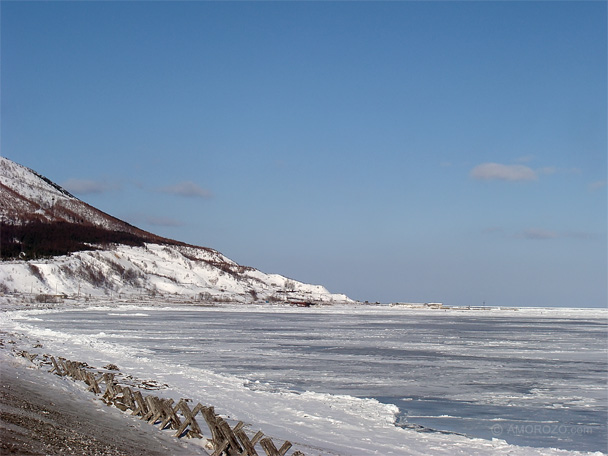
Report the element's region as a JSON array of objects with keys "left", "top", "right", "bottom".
[
  {"left": 1, "top": 302, "right": 605, "bottom": 455},
  {"left": 0, "top": 242, "right": 352, "bottom": 304}
]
